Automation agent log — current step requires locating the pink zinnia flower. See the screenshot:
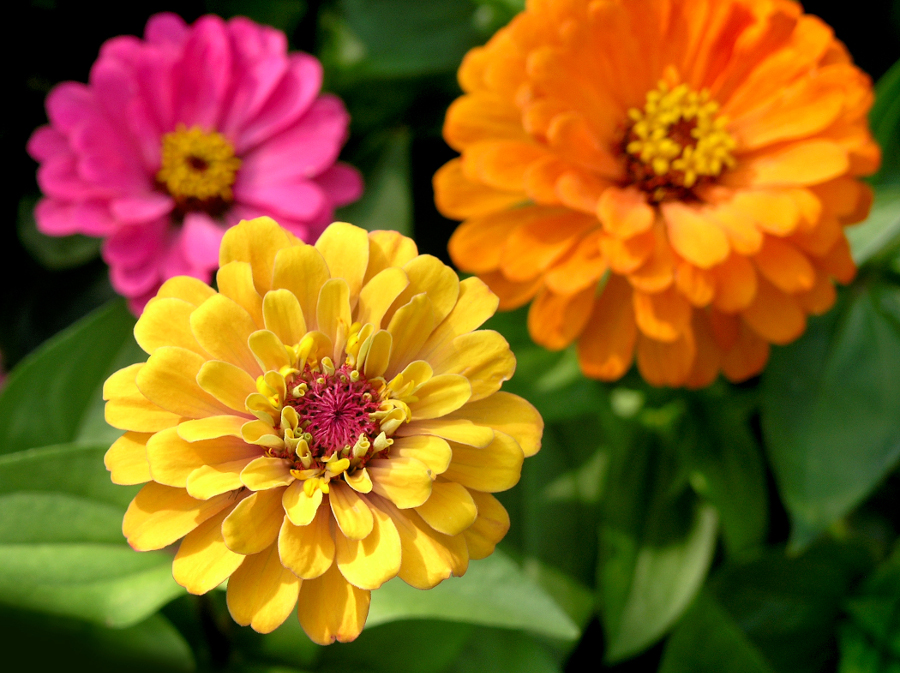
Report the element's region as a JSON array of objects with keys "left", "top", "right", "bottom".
[{"left": 27, "top": 13, "right": 363, "bottom": 313}]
